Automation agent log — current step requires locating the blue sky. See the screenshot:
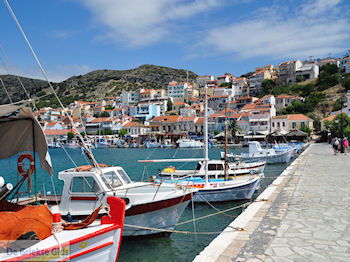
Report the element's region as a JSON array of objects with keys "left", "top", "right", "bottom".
[{"left": 0, "top": 0, "right": 349, "bottom": 82}]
